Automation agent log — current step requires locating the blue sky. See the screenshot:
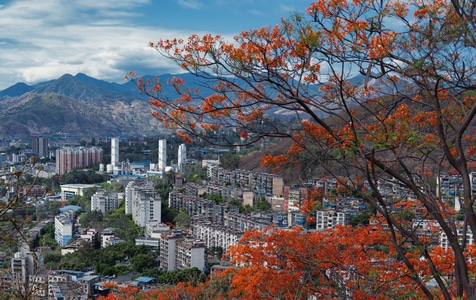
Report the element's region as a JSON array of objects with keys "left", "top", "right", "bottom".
[{"left": 0, "top": 0, "right": 311, "bottom": 90}]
